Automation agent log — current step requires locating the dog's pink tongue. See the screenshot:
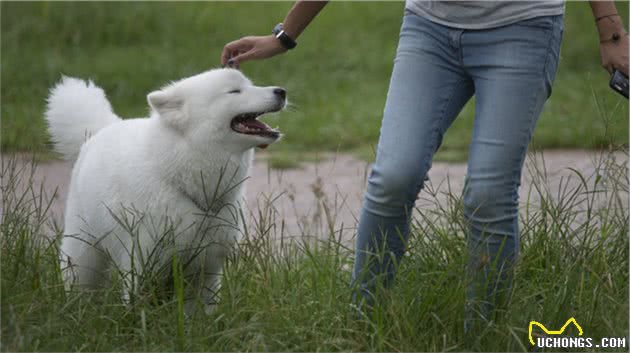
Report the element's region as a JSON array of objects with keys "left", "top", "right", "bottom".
[
  {"left": 245, "top": 120, "right": 268, "bottom": 130},
  {"left": 257, "top": 144, "right": 269, "bottom": 149}
]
